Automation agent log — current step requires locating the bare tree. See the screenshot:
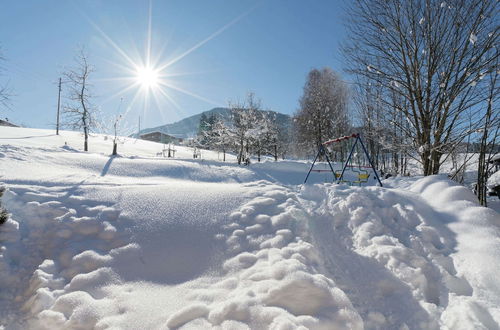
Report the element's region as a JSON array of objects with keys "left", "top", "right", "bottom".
[
  {"left": 111, "top": 114, "right": 122, "bottom": 156},
  {"left": 108, "top": 98, "right": 126, "bottom": 156},
  {"left": 63, "top": 48, "right": 96, "bottom": 151},
  {"left": 343, "top": 0, "right": 499, "bottom": 175},
  {"left": 294, "top": 67, "right": 349, "bottom": 159},
  {"left": 0, "top": 46, "right": 10, "bottom": 110}
]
